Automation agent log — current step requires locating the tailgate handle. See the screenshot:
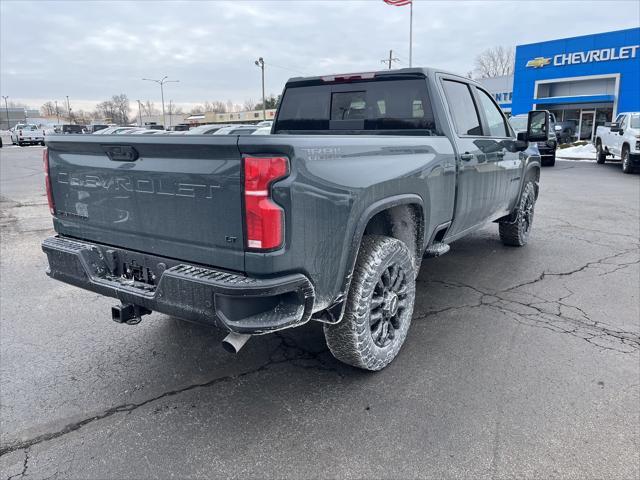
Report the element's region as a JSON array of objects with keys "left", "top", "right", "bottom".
[{"left": 103, "top": 145, "right": 139, "bottom": 162}]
